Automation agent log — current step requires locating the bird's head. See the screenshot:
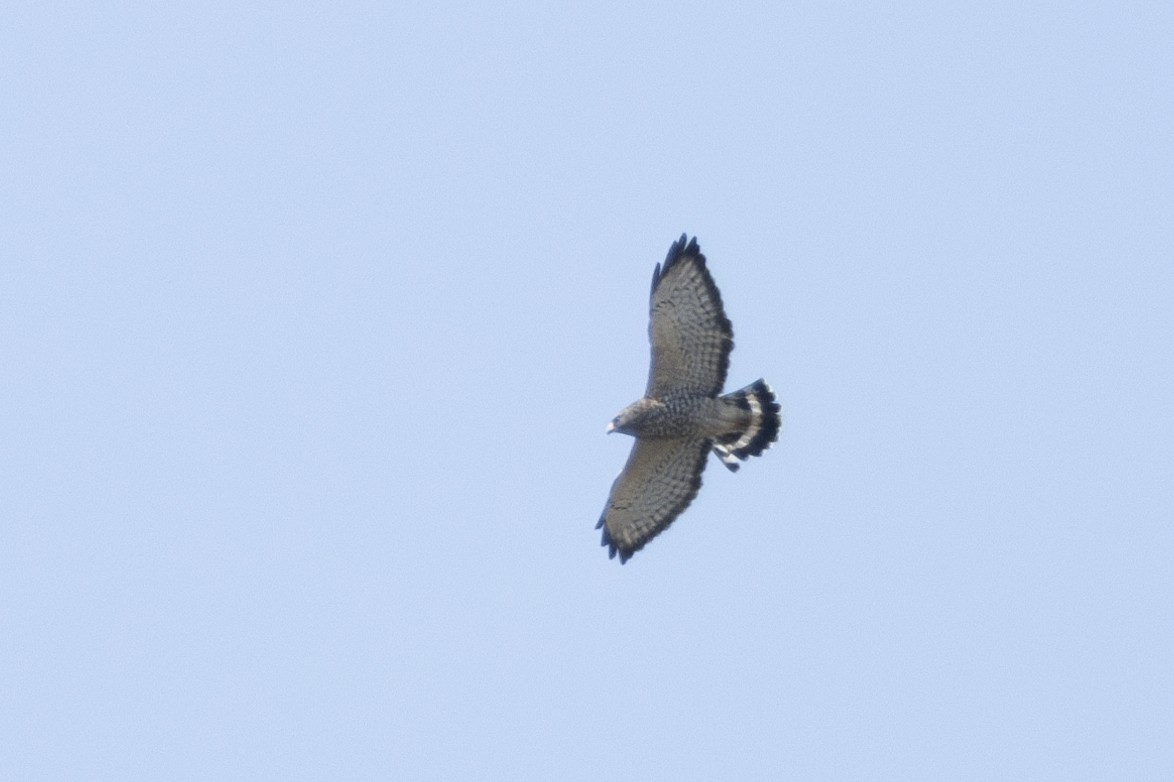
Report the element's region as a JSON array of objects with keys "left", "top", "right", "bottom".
[{"left": 606, "top": 398, "right": 659, "bottom": 436}]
